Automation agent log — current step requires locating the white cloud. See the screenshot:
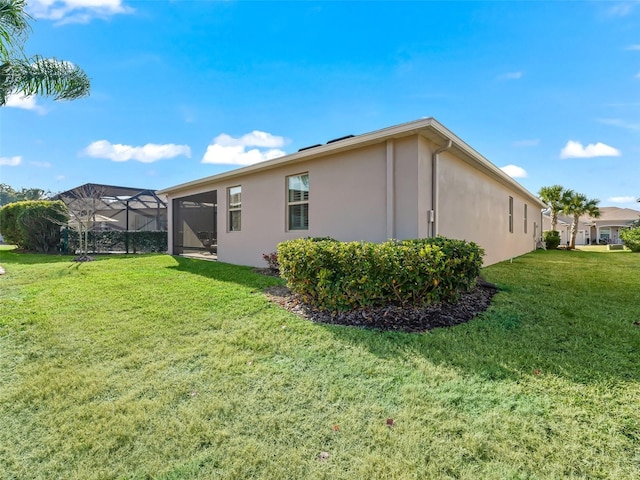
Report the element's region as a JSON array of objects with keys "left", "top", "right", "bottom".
[
  {"left": 560, "top": 140, "right": 621, "bottom": 159},
  {"left": 55, "top": 175, "right": 66, "bottom": 181},
  {"left": 609, "top": 2, "right": 635, "bottom": 16},
  {"left": 202, "top": 130, "right": 288, "bottom": 166},
  {"left": 29, "top": 161, "right": 52, "bottom": 168},
  {"left": 500, "top": 164, "right": 528, "bottom": 178},
  {"left": 214, "top": 131, "right": 287, "bottom": 148},
  {"left": 83, "top": 140, "right": 191, "bottom": 163},
  {"left": 4, "top": 93, "right": 46, "bottom": 113},
  {"left": 598, "top": 118, "right": 640, "bottom": 130},
  {"left": 498, "top": 71, "right": 523, "bottom": 80},
  {"left": 512, "top": 139, "right": 540, "bottom": 147},
  {"left": 0, "top": 156, "right": 22, "bottom": 166},
  {"left": 626, "top": 44, "right": 640, "bottom": 50},
  {"left": 27, "top": 0, "right": 133, "bottom": 24},
  {"left": 607, "top": 196, "right": 637, "bottom": 203}
]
